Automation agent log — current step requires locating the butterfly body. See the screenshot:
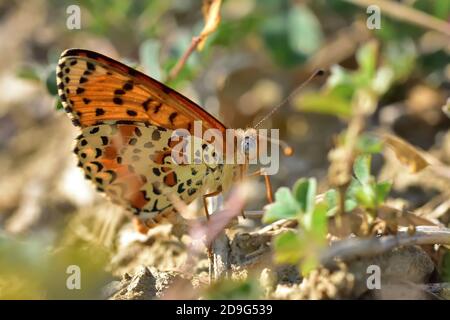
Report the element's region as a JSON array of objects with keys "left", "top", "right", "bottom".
[{"left": 57, "top": 49, "right": 247, "bottom": 228}]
